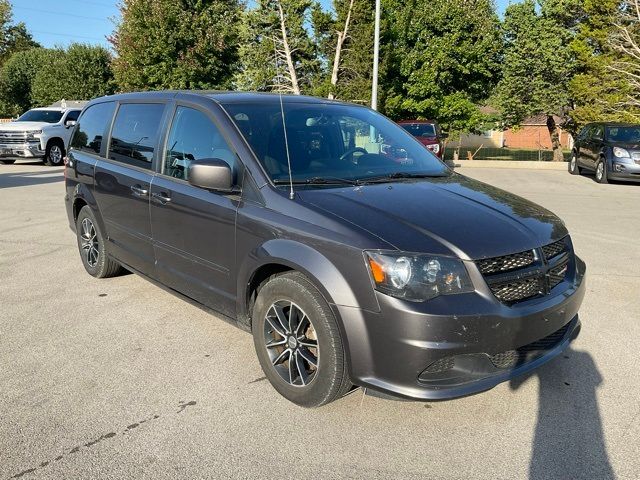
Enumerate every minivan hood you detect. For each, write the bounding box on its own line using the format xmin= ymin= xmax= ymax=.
xmin=608 ymin=142 xmax=640 ymax=150
xmin=297 ymin=174 xmax=567 ymax=260
xmin=0 ymin=121 xmax=50 ymax=131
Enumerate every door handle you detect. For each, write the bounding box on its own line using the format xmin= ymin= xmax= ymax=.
xmin=131 ymin=184 xmax=149 ymax=197
xmin=151 ymin=191 xmax=172 ymax=204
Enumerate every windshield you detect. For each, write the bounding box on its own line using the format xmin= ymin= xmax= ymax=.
xmin=606 ymin=126 xmax=640 ymax=143
xmin=17 ymin=110 xmax=64 ymax=123
xmin=222 ymin=101 xmax=448 ymax=184
xmin=401 ymin=123 xmax=436 ymax=138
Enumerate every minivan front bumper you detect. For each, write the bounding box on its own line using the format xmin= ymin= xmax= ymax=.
xmin=335 ymin=255 xmax=586 ymax=400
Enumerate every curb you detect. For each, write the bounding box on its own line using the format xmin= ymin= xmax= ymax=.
xmin=453 ymin=160 xmax=568 ymax=170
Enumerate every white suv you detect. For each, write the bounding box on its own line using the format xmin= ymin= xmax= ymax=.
xmin=0 ymin=106 xmax=83 ymax=166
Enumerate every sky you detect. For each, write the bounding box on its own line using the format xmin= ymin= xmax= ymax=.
xmin=10 ymin=0 xmax=512 ymax=50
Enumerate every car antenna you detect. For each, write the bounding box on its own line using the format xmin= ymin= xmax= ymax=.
xmin=279 ymin=92 xmax=295 ymax=200
xmin=275 ymin=48 xmax=295 ymax=200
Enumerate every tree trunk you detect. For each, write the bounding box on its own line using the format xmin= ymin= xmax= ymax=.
xmin=546 ymin=115 xmax=564 ymax=162
xmin=328 ymin=0 xmax=354 ymax=100
xmin=276 ymin=1 xmax=300 ymax=95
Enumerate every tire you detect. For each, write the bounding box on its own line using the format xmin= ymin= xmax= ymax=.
xmin=0 ymin=159 xmax=16 ymax=165
xmin=76 ymin=206 xmax=123 ymax=278
xmin=44 ymin=140 xmax=65 ymax=166
xmin=569 ymin=153 xmax=581 ymax=175
xmin=595 ymin=159 xmax=609 ymax=184
xmin=251 ymin=272 xmax=351 ymax=407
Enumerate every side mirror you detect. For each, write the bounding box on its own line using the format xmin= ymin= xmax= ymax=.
xmin=187 ymin=158 xmax=233 ymax=192
xmin=65 ymin=120 xmax=77 ymax=129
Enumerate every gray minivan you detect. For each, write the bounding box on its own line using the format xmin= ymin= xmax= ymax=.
xmin=65 ymin=91 xmax=586 ymax=407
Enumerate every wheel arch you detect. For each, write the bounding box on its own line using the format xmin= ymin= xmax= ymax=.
xmin=46 ymin=136 xmax=65 ymax=150
xmin=237 ymin=239 xmax=364 ymax=327
xmin=71 ymin=183 xmax=107 ymax=235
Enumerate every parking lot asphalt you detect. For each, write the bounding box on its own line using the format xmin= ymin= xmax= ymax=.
xmin=1 ymin=161 xmax=638 ymax=479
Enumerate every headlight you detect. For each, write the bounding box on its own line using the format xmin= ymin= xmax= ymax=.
xmin=365 ymin=251 xmax=474 ymax=301
xmin=426 ymin=143 xmax=440 ymax=154
xmin=26 ymin=130 xmax=42 ymax=140
xmin=613 ymin=147 xmax=630 ymax=158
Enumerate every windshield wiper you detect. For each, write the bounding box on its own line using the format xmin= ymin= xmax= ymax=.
xmin=361 ymin=172 xmax=446 ymax=183
xmin=273 ymin=176 xmax=359 ymax=186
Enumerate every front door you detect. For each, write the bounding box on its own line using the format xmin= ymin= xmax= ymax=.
xmin=583 ymin=124 xmax=603 ymax=169
xmin=94 ymin=102 xmax=167 ymax=275
xmin=149 ymin=104 xmax=240 ymax=318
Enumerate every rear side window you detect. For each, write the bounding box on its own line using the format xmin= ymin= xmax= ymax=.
xmin=70 ymin=102 xmax=115 ymax=155
xmin=108 ymin=103 xmax=165 ymax=170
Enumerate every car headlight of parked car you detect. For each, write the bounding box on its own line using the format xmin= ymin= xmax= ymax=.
xmin=613 ymin=147 xmax=630 ymax=158
xmin=26 ymin=130 xmax=42 ymax=140
xmin=426 ymin=144 xmax=440 ymax=154
xmin=365 ymin=251 xmax=474 ymax=301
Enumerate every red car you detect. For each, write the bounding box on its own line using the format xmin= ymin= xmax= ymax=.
xmin=398 ymin=120 xmax=445 ymax=159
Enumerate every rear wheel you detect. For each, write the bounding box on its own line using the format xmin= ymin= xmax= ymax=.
xmin=0 ymin=159 xmax=15 ymax=165
xmin=44 ymin=140 xmax=65 ymax=166
xmin=76 ymin=206 xmax=123 ymax=278
xmin=595 ymin=159 xmax=609 ymax=184
xmin=569 ymin=153 xmax=582 ymax=175
xmin=252 ymin=272 xmax=351 ymax=407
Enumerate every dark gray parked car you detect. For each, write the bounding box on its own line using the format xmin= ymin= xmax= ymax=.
xmin=65 ymin=91 xmax=586 ymax=407
xmin=570 ymin=122 xmax=640 ymax=183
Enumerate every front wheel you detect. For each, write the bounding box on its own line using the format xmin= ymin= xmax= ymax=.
xmin=252 ymin=272 xmax=351 ymax=407
xmin=44 ymin=141 xmax=65 ymax=166
xmin=0 ymin=159 xmax=16 ymax=165
xmin=595 ymin=159 xmax=609 ymax=184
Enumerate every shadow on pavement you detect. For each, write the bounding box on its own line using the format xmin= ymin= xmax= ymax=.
xmin=0 ymin=169 xmax=64 ymax=188
xmin=510 ymin=347 xmax=615 ymax=479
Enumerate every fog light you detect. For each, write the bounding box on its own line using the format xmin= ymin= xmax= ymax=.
xmin=614 ymin=163 xmax=625 ymax=172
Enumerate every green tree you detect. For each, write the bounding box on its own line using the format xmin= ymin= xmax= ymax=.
xmin=311 ymin=0 xmax=374 ymax=102
xmin=609 ymin=0 xmax=640 ymax=119
xmin=379 ymin=0 xmax=502 ymax=133
xmin=0 ymin=48 xmax=57 ymax=116
xmin=110 ymin=0 xmax=241 ymax=91
xmin=31 ymin=44 xmax=114 ymax=105
xmin=0 ymin=0 xmax=39 ymax=66
xmin=235 ymin=0 xmax=319 ymax=94
xmin=495 ymin=0 xmax=573 ymax=161
xmin=542 ymin=0 xmax=631 ymax=127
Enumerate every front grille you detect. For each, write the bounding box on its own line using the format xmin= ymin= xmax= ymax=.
xmin=0 ymin=132 xmax=29 ymax=144
xmin=548 ymin=256 xmax=569 ymax=289
xmin=477 ymin=237 xmax=572 ymax=305
xmin=477 ymin=250 xmax=535 ymax=275
xmin=542 ymin=239 xmax=566 ymax=260
xmin=489 ymin=321 xmax=572 ymax=369
xmin=490 ymin=277 xmax=541 ymax=303
xmin=422 ymin=356 xmax=455 ymax=374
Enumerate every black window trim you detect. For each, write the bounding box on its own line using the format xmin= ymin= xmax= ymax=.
xmin=158 ymin=99 xmax=244 ymax=190
xmin=69 ymin=101 xmax=117 ymax=160
xmin=103 ymin=99 xmax=171 ymax=174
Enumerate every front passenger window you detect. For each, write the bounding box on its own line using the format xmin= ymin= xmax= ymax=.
xmin=165 ymin=106 xmax=235 ymax=181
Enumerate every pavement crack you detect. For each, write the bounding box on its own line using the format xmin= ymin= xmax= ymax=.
xmin=8 ymin=402 xmax=196 ymax=479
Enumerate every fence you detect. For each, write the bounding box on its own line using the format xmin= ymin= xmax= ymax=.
xmin=443 ymin=146 xmax=571 ymax=162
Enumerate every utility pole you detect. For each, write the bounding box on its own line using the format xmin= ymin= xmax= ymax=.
xmin=371 ymin=0 xmax=381 ymax=111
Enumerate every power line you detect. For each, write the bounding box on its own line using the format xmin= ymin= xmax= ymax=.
xmin=29 ymin=29 xmax=107 ymax=43
xmin=12 ymin=5 xmax=112 ymax=22
xmin=12 ymin=0 xmax=117 ymax=9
